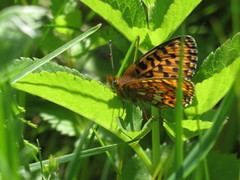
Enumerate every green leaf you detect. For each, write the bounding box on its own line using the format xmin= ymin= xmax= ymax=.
xmin=13 ymin=70 xmax=146 ymax=142
xmin=81 ymin=0 xmax=148 ymax=44
xmin=11 ymin=58 xmax=144 ymax=141
xmin=37 ymin=102 xmax=84 ymax=137
xmin=116 ymin=104 xmax=143 ymax=132
xmin=13 ymin=63 xmax=151 ymax=172
xmin=185 ymin=34 xmax=240 ymax=116
xmin=13 ymin=58 xmax=89 ymax=79
xmin=13 ymin=71 xmax=122 ymax=133
xmin=164 ymin=120 xmax=213 ymax=140
xmin=81 ymin=0 xmax=202 ymax=50
xmin=13 ymin=69 xmax=153 ymax=172
xmin=141 ymin=0 xmax=173 ymax=30
xmin=186 ymin=57 xmax=240 ymax=116
xmin=194 ymin=33 xmax=240 ymax=83
xmin=148 ymin=0 xmax=202 ymax=46
xmin=102 ymin=0 xmax=147 ymax=28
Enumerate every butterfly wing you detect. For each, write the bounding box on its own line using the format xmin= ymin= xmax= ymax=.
xmin=121 ymin=78 xmax=194 ymax=108
xmin=121 ymin=36 xmax=197 ymax=81
xmin=109 ymin=36 xmax=197 ymax=109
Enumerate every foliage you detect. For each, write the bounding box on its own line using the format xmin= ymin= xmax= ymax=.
xmin=0 ymin=0 xmax=239 ymax=179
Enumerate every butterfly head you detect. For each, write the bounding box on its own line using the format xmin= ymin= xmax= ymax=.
xmin=107 ymin=75 xmax=118 ymax=90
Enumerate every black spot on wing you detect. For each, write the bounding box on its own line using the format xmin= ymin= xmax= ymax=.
xmin=135 ymin=69 xmax=140 ymax=75
xmin=158 ymin=46 xmax=168 ymax=54
xmin=165 ymin=59 xmax=171 ymax=65
xmin=146 ymin=56 xmax=154 ymax=61
xmin=158 ymin=65 xmax=163 ymax=72
xmin=172 ymin=68 xmax=178 ymax=72
xmin=188 ymin=50 xmax=197 ymax=56
xmin=138 ymin=62 xmax=147 ymax=70
xmin=163 ymin=72 xmax=169 ymax=77
xmin=169 ymin=53 xmax=177 ymax=58
xmin=153 ymin=52 xmax=162 ymax=61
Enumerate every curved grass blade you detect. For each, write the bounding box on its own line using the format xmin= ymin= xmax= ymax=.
xmin=11 ymin=24 xmax=101 ymax=84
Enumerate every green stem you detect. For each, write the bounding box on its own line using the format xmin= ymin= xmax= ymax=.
xmin=117 ymin=37 xmax=139 ymax=77
xmin=151 ymin=107 xmax=160 ymax=168
xmin=174 ymin=36 xmax=184 ymax=170
xmin=130 ymin=142 xmax=153 ymax=173
xmin=117 ymin=132 xmax=153 ymax=173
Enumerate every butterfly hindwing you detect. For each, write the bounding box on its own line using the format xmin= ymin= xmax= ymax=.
xmin=121 ymin=78 xmax=194 ymax=108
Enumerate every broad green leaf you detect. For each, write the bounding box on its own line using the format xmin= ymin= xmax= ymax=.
xmin=12 ymin=58 xmax=88 ymax=78
xmin=185 ymin=34 xmax=240 ymax=116
xmin=101 ymin=0 xmax=147 ymax=28
xmin=81 ymin=0 xmax=148 ymax=44
xmin=185 ymin=57 xmax=240 ymax=116
xmin=37 ymin=102 xmax=84 ymax=137
xmin=148 ymin=0 xmax=202 ymax=46
xmin=164 ymin=120 xmax=213 ymax=140
xmin=81 ymin=0 xmax=201 ymax=49
xmin=12 ymin=54 xmax=144 ymax=136
xmin=13 ymin=69 xmax=154 ymax=170
xmin=13 ymin=72 xmax=122 ymax=134
xmin=141 ymin=0 xmax=173 ymax=30
xmin=13 ymin=70 xmax=145 ymax=140
xmin=194 ymin=33 xmax=240 ymax=83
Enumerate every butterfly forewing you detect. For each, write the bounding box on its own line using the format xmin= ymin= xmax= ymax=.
xmin=121 ymin=36 xmax=197 ymax=81
xmin=108 ymin=36 xmax=197 ymax=109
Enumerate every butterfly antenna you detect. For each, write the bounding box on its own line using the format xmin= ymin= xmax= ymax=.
xmin=109 ymin=40 xmax=115 ymax=75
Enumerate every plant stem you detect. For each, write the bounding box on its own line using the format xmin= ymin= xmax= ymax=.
xmin=151 ymin=107 xmax=160 ymax=169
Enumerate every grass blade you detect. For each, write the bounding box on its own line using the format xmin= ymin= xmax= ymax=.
xmin=11 ymin=24 xmax=101 ymax=84
xmin=168 ymin=86 xmax=236 ymax=180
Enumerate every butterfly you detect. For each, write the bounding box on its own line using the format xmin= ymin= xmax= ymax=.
xmin=107 ymin=36 xmax=197 ymax=108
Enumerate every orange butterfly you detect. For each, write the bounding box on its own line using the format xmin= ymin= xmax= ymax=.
xmin=107 ymin=36 xmax=197 ymax=108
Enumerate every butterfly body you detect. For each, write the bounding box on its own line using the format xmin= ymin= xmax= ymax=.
xmin=108 ymin=36 xmax=197 ymax=108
